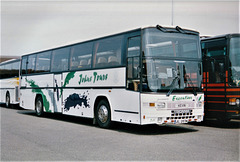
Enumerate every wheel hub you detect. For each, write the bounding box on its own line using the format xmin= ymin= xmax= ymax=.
xmin=6 ymin=96 xmax=10 ymax=107
xmin=98 ymin=105 xmax=108 ymax=123
xmin=36 ymin=100 xmax=42 ymax=114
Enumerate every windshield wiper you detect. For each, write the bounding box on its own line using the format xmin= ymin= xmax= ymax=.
xmin=183 ymin=65 xmax=197 ymax=96
xmin=156 ymin=25 xmax=177 ymax=33
xmin=156 ymin=25 xmax=168 ymax=32
xmin=176 ymin=26 xmax=198 ymax=35
xmin=185 ymin=75 xmax=197 ymax=96
xmin=156 ymin=25 xmax=198 ymax=35
xmin=176 ymin=26 xmax=185 ymax=34
xmin=166 ymin=75 xmax=180 ymax=96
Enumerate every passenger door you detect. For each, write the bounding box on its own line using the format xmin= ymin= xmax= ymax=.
xmin=126 ymin=36 xmax=141 ymax=91
xmin=202 ymin=38 xmax=227 ymax=118
xmin=51 ymin=47 xmax=70 ymax=113
xmin=53 ymin=73 xmax=63 ymax=112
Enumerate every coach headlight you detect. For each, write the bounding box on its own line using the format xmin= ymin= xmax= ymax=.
xmin=149 ymin=102 xmax=166 ymax=108
xmin=157 ymin=102 xmax=166 ymax=108
xmin=236 ymin=99 xmax=240 ymax=106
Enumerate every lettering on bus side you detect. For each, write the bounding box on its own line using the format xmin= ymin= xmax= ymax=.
xmin=172 ymin=96 xmax=193 ymax=101
xmin=78 ymin=72 xmax=108 ymax=85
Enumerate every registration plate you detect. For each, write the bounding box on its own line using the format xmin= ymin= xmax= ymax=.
xmin=174 ymin=119 xmax=188 ymax=124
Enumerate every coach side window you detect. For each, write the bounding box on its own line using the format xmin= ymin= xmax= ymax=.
xmin=93 ymin=35 xmax=123 ymax=68
xmin=0 ymin=65 xmax=5 ymax=79
xmin=12 ymin=61 xmax=20 ymax=77
xmin=36 ymin=51 xmax=51 ymax=73
xmin=0 ymin=64 xmax=11 ymax=78
xmin=6 ymin=64 xmax=11 ymax=78
xmin=0 ymin=65 xmax=4 ymax=79
xmin=70 ymin=42 xmax=93 ymax=70
xmin=203 ymin=39 xmax=226 ymax=83
xmin=51 ymin=47 xmax=70 ymax=72
xmin=21 ymin=56 xmax=28 ymax=75
xmin=27 ymin=55 xmax=36 ymax=74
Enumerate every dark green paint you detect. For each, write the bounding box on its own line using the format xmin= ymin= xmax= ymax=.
xmin=26 ymin=78 xmax=51 ymax=112
xmin=60 ymin=72 xmax=76 ymax=96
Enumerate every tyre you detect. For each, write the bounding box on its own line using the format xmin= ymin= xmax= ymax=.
xmin=6 ymin=93 xmax=10 ymax=108
xmin=95 ymin=99 xmax=112 ymax=128
xmin=35 ymin=96 xmax=44 ymax=116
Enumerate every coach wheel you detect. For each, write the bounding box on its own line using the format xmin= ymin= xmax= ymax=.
xmin=96 ymin=99 xmax=112 ymax=128
xmin=35 ymin=96 xmax=44 ymax=116
xmin=6 ymin=93 xmax=10 ymax=108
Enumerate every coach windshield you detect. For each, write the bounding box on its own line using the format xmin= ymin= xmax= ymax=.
xmin=142 ymin=27 xmax=202 ymax=94
xmin=229 ymin=37 xmax=240 ymax=87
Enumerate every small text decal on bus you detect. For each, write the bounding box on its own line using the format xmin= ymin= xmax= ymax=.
xmin=172 ymin=96 xmax=192 ymax=101
xmin=78 ymin=72 xmax=108 ymax=85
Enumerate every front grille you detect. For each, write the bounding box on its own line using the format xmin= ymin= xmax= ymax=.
xmin=171 ymin=110 xmax=193 ymax=116
xmin=166 ymin=110 xmax=195 ymax=120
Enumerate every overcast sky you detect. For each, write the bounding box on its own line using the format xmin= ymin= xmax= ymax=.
xmin=1 ymin=0 xmax=239 ymax=56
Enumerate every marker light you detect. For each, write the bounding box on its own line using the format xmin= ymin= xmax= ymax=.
xmin=149 ymin=103 xmax=155 ymax=107
xmin=229 ymin=98 xmax=237 ymax=105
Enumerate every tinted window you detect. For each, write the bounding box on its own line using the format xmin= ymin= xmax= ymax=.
xmin=5 ymin=64 xmax=11 ymax=78
xmin=143 ymin=28 xmax=201 ymax=58
xmin=0 ymin=60 xmax=20 ymax=79
xmin=12 ymin=61 xmax=20 ymax=77
xmin=202 ymin=39 xmax=227 ymax=57
xmin=229 ymin=37 xmax=240 ymax=86
xmin=0 ymin=64 xmax=10 ymax=78
xmin=205 ymin=59 xmax=225 ymax=83
xmin=128 ymin=36 xmax=141 ymax=57
xmin=27 ymin=55 xmax=36 ymax=74
xmin=202 ymin=39 xmax=227 ymax=84
xmin=21 ymin=56 xmax=28 ymax=75
xmin=127 ymin=36 xmax=141 ymax=91
xmin=36 ymin=51 xmax=51 ymax=73
xmin=0 ymin=65 xmax=3 ymax=78
xmin=0 ymin=65 xmax=4 ymax=78
xmin=127 ymin=36 xmax=141 ymax=79
xmin=70 ymin=42 xmax=93 ymax=70
xmin=93 ymin=35 xmax=123 ymax=68
xmin=51 ymin=47 xmax=70 ymax=72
